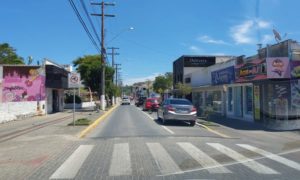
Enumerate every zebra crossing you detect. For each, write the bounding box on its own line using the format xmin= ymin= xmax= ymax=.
xmin=49 ymin=142 xmax=300 ymax=179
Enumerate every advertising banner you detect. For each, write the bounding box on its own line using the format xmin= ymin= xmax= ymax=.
xmin=290 ymin=60 xmax=300 ymax=78
xmin=2 ymin=66 xmax=46 ymax=102
xmin=211 ymin=66 xmax=235 ymax=85
xmin=267 ymin=57 xmax=290 ymax=78
xmin=235 ymin=59 xmax=267 ymax=82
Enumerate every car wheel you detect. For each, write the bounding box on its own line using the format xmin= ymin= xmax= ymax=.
xmin=190 ymin=121 xmax=195 ymax=126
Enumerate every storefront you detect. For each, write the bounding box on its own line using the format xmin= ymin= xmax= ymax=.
xmin=231 ymin=58 xmax=267 ymax=122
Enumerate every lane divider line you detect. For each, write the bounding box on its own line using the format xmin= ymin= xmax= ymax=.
xmin=77 ymin=105 xmax=119 ymax=138
xmin=137 ymin=107 xmax=175 ymax=135
xmin=161 ymin=126 xmax=175 ymax=134
xmin=196 ymin=122 xmax=230 ymax=138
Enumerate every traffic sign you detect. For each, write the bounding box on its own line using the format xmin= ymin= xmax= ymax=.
xmin=68 ymin=72 xmax=81 ymax=88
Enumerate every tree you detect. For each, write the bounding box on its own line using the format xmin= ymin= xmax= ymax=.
xmin=175 ymin=82 xmax=192 ymax=97
xmin=73 ymin=55 xmax=115 ymax=99
xmin=153 ymin=72 xmax=173 ymax=95
xmin=0 ymin=43 xmax=24 ymax=64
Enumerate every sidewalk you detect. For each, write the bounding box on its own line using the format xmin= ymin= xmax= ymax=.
xmin=0 ymin=106 xmax=112 ymax=180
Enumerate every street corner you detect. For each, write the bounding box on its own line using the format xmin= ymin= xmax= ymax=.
xmin=77 ymin=104 xmax=119 ymax=138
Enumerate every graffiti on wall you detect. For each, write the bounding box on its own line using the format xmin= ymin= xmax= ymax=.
xmin=2 ymin=66 xmax=46 ymax=102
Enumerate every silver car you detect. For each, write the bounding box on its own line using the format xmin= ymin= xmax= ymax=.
xmin=121 ymin=97 xmax=131 ymax=105
xmin=157 ymin=98 xmax=197 ymax=126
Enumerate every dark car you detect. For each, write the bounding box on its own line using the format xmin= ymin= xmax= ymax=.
xmin=135 ymin=96 xmax=147 ymax=107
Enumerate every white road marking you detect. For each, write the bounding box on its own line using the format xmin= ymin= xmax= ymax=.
xmin=161 ymin=125 xmax=175 ymax=134
xmin=109 ymin=143 xmax=132 ymax=176
xmin=237 ymin=144 xmax=300 ymax=171
xmin=147 ymin=142 xmax=182 ymax=175
xmin=207 ymin=143 xmax=279 ymax=174
xmin=138 ymin=107 xmax=175 ymax=135
xmin=177 ymin=142 xmax=231 ymax=173
xmin=50 ymin=145 xmax=93 ymax=179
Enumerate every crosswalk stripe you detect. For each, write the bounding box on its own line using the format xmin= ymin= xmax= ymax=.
xmin=49 ymin=145 xmax=94 ymax=179
xmin=207 ymin=143 xmax=279 ymax=174
xmin=109 ymin=143 xmax=132 ymax=176
xmin=237 ymin=144 xmax=300 ymax=171
xmin=147 ymin=142 xmax=182 ymax=175
xmin=177 ymin=142 xmax=231 ymax=173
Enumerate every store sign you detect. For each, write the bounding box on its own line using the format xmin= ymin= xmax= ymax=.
xmin=290 ymin=60 xmax=300 ymax=78
xmin=235 ymin=59 xmax=267 ymax=82
xmin=68 ymin=72 xmax=81 ymax=88
xmin=211 ymin=66 xmax=235 ymax=85
xmin=184 ymin=56 xmax=216 ymax=67
xmin=267 ymin=57 xmax=290 ymax=78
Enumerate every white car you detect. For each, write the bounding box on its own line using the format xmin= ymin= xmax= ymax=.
xmin=121 ymin=97 xmax=131 ymax=105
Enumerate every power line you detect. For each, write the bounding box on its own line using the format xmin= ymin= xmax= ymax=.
xmin=79 ymin=0 xmax=101 ymax=45
xmin=68 ymin=0 xmax=100 ymax=53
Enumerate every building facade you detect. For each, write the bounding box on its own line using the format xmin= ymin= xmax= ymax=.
xmin=184 ymin=39 xmax=300 ymax=130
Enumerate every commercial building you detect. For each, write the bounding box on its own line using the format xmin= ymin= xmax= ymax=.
xmin=180 ymin=39 xmax=300 ymax=130
xmin=0 ymin=60 xmax=69 ymax=123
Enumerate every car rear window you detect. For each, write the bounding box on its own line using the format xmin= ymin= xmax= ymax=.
xmin=170 ymin=99 xmax=192 ymax=105
xmin=149 ymin=99 xmax=158 ymax=103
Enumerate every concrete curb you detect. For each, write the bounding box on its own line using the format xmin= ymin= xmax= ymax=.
xmin=77 ymin=105 xmax=119 ymax=138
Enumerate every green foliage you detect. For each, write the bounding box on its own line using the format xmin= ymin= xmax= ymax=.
xmin=175 ymin=82 xmax=192 ymax=97
xmin=68 ymin=118 xmax=91 ymax=126
xmin=0 ymin=43 xmax=24 ymax=64
xmin=65 ymin=93 xmax=82 ymax=104
xmin=153 ymin=72 xmax=173 ymax=94
xmin=73 ymin=55 xmax=115 ymax=97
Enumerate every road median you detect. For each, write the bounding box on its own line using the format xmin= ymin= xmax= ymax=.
xmin=77 ymin=105 xmax=119 ymax=138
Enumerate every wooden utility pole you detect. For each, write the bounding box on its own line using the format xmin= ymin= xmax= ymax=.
xmin=91 ymin=1 xmax=115 ymax=110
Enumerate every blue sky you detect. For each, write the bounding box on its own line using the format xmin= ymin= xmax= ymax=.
xmin=1 ymin=0 xmax=300 ymax=85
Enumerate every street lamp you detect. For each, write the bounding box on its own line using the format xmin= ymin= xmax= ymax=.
xmin=106 ymin=27 xmax=134 ymax=45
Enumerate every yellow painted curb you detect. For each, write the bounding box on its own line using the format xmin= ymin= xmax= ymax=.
xmin=77 ymin=105 xmax=119 ymax=138
xmin=196 ymin=122 xmax=230 ymax=138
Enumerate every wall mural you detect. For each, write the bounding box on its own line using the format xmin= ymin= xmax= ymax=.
xmin=2 ymin=66 xmax=46 ymax=102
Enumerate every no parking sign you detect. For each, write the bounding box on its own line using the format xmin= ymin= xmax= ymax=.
xmin=68 ymin=72 xmax=81 ymax=88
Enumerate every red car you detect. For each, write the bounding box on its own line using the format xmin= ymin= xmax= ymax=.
xmin=143 ymin=98 xmax=159 ymax=111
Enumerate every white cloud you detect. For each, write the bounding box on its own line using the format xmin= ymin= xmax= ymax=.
xmin=123 ymin=73 xmax=161 ymax=86
xmin=189 ymin=45 xmax=203 ymax=53
xmin=197 ymin=35 xmax=228 ymax=45
xmin=230 ymin=20 xmax=254 ymax=44
xmin=257 ymin=20 xmax=271 ymax=29
xmin=230 ymin=19 xmax=272 ymax=44
xmin=261 ymin=34 xmax=273 ymax=44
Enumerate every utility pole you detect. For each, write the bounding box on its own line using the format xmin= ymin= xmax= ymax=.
xmin=107 ymin=47 xmax=119 ymax=105
xmin=91 ymin=1 xmax=115 ymax=110
xmin=107 ymin=47 xmax=120 ymax=68
xmin=114 ymin=63 xmax=121 ymax=86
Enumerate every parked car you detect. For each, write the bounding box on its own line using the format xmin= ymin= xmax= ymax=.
xmin=143 ymin=98 xmax=159 ymax=111
xmin=157 ymin=98 xmax=197 ymax=126
xmin=135 ymin=96 xmax=147 ymax=107
xmin=121 ymin=97 xmax=130 ymax=105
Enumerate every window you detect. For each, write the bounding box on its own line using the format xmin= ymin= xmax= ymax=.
xmin=245 ymin=86 xmax=253 ymax=115
xmin=185 ymin=77 xmax=191 ymax=83
xmin=205 ymin=91 xmax=222 ymax=112
xmin=170 ymin=99 xmax=192 ymax=105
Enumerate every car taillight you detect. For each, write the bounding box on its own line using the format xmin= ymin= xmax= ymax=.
xmin=191 ymin=107 xmax=197 ymax=112
xmin=167 ymin=105 xmax=175 ymax=112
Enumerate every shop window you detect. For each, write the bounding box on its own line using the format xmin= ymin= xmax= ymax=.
xmin=185 ymin=77 xmax=191 ymax=83
xmin=192 ymin=92 xmax=203 ymax=116
xmin=228 ymin=87 xmax=233 ymax=112
xmin=245 ymin=86 xmax=253 ymax=115
xmin=205 ymin=91 xmax=222 ymax=113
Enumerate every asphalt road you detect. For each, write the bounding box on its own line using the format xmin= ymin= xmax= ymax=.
xmin=29 ymin=104 xmax=300 ymax=180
